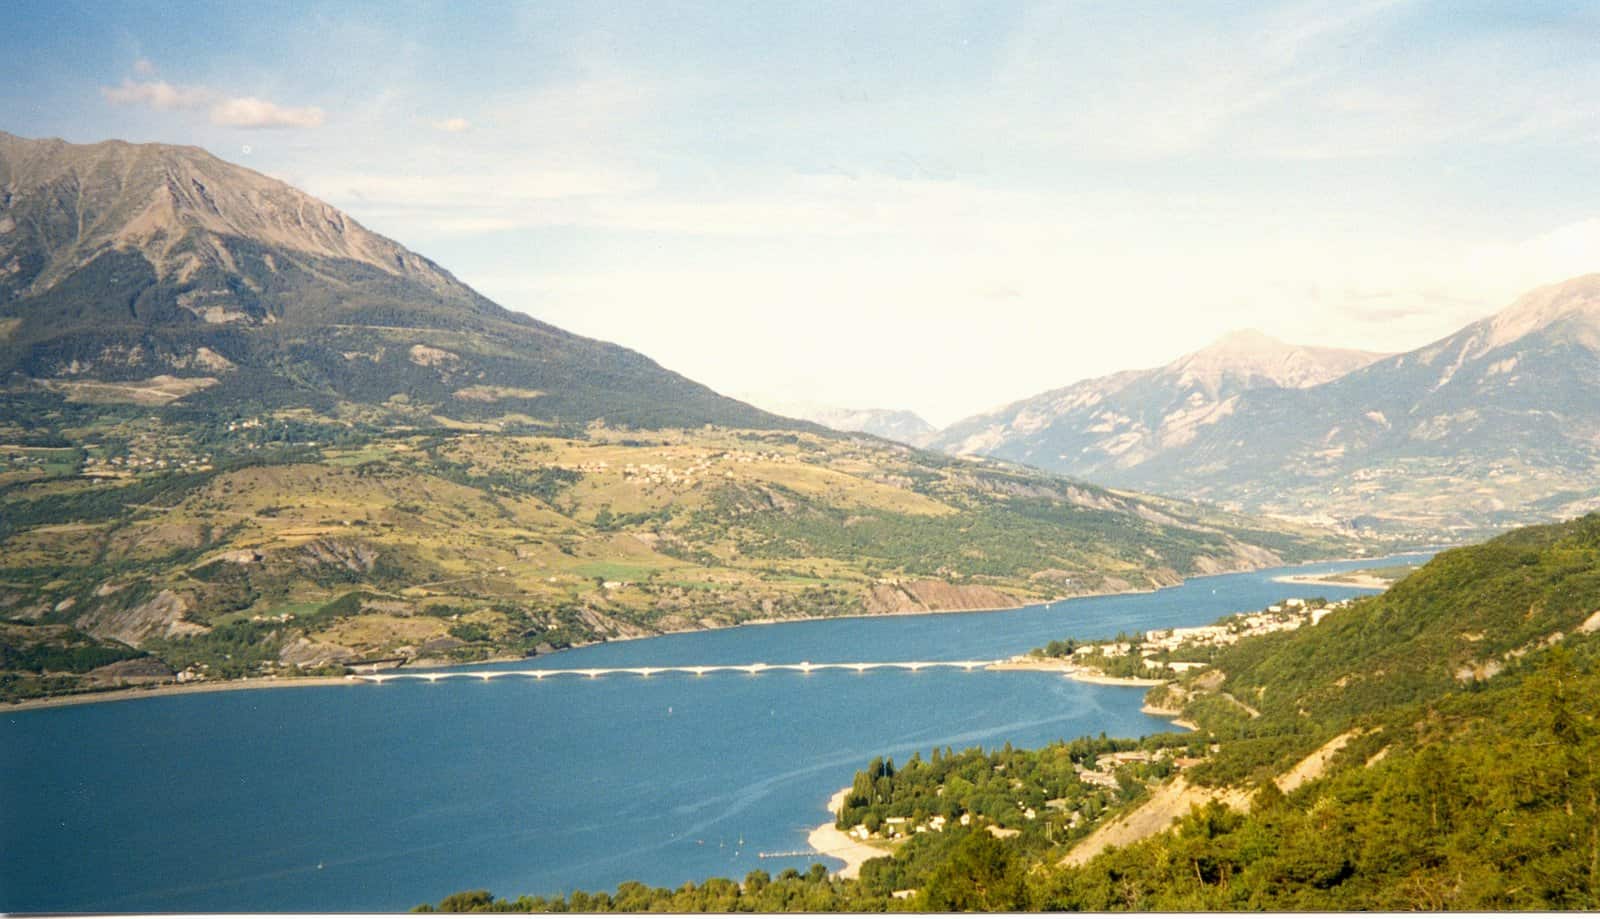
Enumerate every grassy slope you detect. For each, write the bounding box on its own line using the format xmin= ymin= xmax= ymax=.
xmin=0 ymin=401 xmax=1354 ymax=700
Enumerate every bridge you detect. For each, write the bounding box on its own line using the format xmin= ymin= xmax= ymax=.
xmin=346 ymin=659 xmax=1002 ymax=684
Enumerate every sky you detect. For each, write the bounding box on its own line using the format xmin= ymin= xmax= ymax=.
xmin=5 ymin=1 xmax=1600 ymax=426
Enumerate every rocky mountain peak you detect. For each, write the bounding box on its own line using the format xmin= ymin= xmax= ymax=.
xmin=0 ymin=131 xmax=453 ymax=302
xmin=1165 ymin=328 xmax=1387 ymax=396
xmin=1474 ymin=272 xmax=1600 ymax=357
xmin=0 ymin=132 xmax=792 ymax=432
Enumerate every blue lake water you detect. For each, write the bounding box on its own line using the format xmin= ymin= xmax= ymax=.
xmin=0 ymin=554 xmax=1428 ymax=912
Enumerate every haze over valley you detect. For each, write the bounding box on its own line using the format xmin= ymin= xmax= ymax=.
xmin=4 ymin=1 xmax=1600 ymax=913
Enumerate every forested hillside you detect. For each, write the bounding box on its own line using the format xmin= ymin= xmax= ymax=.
xmin=423 ymin=514 xmax=1600 ymax=911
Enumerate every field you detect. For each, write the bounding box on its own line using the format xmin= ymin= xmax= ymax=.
xmin=0 ymin=404 xmax=1358 ymax=700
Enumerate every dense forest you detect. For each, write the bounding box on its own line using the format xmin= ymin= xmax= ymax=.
xmin=421 ymin=513 xmax=1600 ymax=911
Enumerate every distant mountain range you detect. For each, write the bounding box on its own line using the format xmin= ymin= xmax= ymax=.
xmin=932 ymin=329 xmax=1387 ymax=471
xmin=745 ymin=399 xmax=938 ymax=445
xmin=0 ymin=133 xmax=1359 ymax=699
xmin=0 ymin=130 xmax=789 ymax=430
xmin=931 ymin=278 xmax=1600 ymax=537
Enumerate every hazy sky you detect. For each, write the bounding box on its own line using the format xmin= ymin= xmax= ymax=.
xmin=6 ymin=1 xmax=1600 ymax=425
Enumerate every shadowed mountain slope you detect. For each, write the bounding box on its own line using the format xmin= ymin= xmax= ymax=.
xmin=0 ymin=131 xmax=791 ymax=430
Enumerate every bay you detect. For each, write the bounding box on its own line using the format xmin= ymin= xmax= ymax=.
xmin=0 ymin=554 xmax=1426 ymax=912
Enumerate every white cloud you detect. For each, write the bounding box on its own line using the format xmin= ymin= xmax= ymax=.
xmin=431 ymin=117 xmax=471 ymax=133
xmin=132 ymin=58 xmax=157 ymax=76
xmin=209 ymin=96 xmax=326 ymax=129
xmin=101 ymin=73 xmax=324 ymax=129
xmin=101 ymin=78 xmax=212 ymax=111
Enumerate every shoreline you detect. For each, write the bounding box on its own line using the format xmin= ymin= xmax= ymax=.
xmin=5 ymin=553 xmax=1408 ymax=713
xmin=3 ymin=675 xmax=356 ymax=713
xmin=1140 ymin=704 xmax=1198 ymax=731
xmin=805 ymin=787 xmax=886 ymax=879
xmin=1272 ymin=572 xmax=1394 ymax=590
xmin=988 ymin=656 xmax=1169 ymax=686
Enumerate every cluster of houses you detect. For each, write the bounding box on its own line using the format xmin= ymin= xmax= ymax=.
xmin=605 ymin=449 xmax=801 ymax=488
xmin=848 ymin=810 xmax=976 ymax=842
xmin=1073 ymin=747 xmax=1207 ymax=790
xmin=1141 ymin=597 xmax=1350 ymax=651
xmin=81 ymin=452 xmax=214 ymax=476
xmin=843 ymin=746 xmax=1210 ymax=842
xmin=622 ymin=461 xmax=711 ymax=487
xmin=1060 ymin=597 xmax=1356 ymax=675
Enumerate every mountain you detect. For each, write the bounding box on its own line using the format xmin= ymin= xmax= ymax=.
xmin=931 ymin=330 xmax=1386 ymax=481
xmin=0 ymin=131 xmax=787 ymax=430
xmin=749 ymin=399 xmax=938 ymax=445
xmin=0 ymin=133 xmax=1363 ymax=702
xmin=933 ymin=277 xmax=1600 ymax=538
xmin=800 ymin=407 xmax=936 ymax=445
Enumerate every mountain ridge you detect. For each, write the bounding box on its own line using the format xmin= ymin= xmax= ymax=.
xmin=745 ymin=398 xmax=938 ymax=446
xmin=0 ymin=130 xmax=794 ymax=431
xmin=932 ymin=329 xmax=1387 ymax=474
xmin=931 ymin=275 xmax=1600 ymax=537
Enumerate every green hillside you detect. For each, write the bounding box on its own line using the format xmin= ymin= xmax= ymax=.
xmin=0 ymin=414 xmax=1351 ymax=702
xmin=426 ymin=514 xmax=1600 ymax=911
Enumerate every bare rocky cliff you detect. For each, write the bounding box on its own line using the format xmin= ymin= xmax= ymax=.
xmin=864 ymin=579 xmax=1019 ymax=615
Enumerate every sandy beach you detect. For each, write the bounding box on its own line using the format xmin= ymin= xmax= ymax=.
xmin=1273 ymin=572 xmax=1393 ymax=590
xmin=805 ymin=787 xmax=887 ymax=879
xmin=989 ymin=657 xmax=1169 ymax=686
xmin=2 ymin=675 xmax=358 ymax=712
xmin=1063 ymin=671 xmax=1168 ymax=687
xmin=1140 ymin=704 xmax=1198 ymax=731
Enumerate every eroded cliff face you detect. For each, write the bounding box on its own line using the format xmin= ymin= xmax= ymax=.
xmin=864 ymin=579 xmax=1019 ymax=615
xmin=73 ymin=588 xmax=207 ymax=646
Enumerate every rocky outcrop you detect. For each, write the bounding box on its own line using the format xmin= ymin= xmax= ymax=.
xmin=85 ymin=656 xmax=174 ymax=687
xmin=277 ymin=635 xmax=356 ymax=669
xmin=74 ymin=589 xmax=207 ymax=646
xmin=296 ymin=538 xmax=380 ymax=574
xmin=1188 ymin=542 xmax=1284 ymax=575
xmin=863 ymin=579 xmax=1018 ymax=615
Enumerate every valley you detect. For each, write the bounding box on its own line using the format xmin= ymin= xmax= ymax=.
xmin=0 ymin=132 xmax=1358 ymax=704
xmin=0 ymin=411 xmax=1353 ymax=702
xmin=5 ymin=18 xmax=1599 ymax=907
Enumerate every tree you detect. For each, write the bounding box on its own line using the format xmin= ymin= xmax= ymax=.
xmin=919 ymin=830 xmax=1025 ymax=911
xmin=434 ymin=889 xmax=493 ymax=912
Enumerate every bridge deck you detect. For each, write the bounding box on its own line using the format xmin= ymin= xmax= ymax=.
xmin=347 ymin=660 xmax=1002 ymax=683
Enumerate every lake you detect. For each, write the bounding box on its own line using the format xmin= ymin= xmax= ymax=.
xmin=0 ymin=554 xmax=1426 ymax=912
